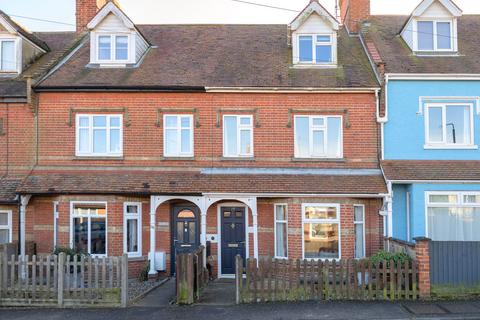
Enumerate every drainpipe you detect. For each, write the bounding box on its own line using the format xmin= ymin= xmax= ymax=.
xmin=19 ymin=195 xmax=31 ymax=258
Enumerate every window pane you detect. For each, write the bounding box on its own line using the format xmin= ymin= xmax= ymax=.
xmin=275 ymin=205 xmax=286 ymax=221
xmin=354 ymin=206 xmax=364 ymax=222
xmin=110 ymin=117 xmax=120 ymax=127
xmin=181 ymin=117 xmax=191 ymax=128
xmin=304 ymin=223 xmax=339 ymax=259
xmin=79 ymin=128 xmax=89 ymax=153
xmin=110 ymin=128 xmax=120 ymax=153
xmin=446 ymin=105 xmax=471 ymax=144
xmin=176 ymin=222 xmax=184 ymax=243
xmin=93 ymin=116 xmax=106 ymax=127
xmin=90 ymin=218 xmax=106 ymax=255
xmin=295 ymin=117 xmax=309 ymax=157
xmin=115 ymin=36 xmax=128 ymax=60
xmin=0 ymin=212 xmax=8 ymax=225
xmin=312 ymin=130 xmax=325 ymax=155
xmin=355 ymin=224 xmax=364 ymax=259
xmin=224 ymin=116 xmax=237 ymax=156
xmin=98 ymin=36 xmax=111 ymax=60
xmin=305 ymin=206 xmax=337 ymax=220
xmin=240 ymin=129 xmax=251 ymax=155
xmin=429 ymin=194 xmax=458 ymax=203
xmin=465 ymin=195 xmax=480 ymax=204
xmin=316 ymin=45 xmax=332 ymax=63
xmin=79 ymin=117 xmax=89 ymax=127
xmin=165 ymin=116 xmax=178 ymax=127
xmin=1 ymin=40 xmax=15 ymax=71
xmin=93 ymin=129 xmax=107 ymax=153
xmin=317 ymin=35 xmax=331 ymax=42
xmin=165 ymin=128 xmax=178 ymax=155
xmin=127 ymin=219 xmax=138 ymax=252
xmin=188 ymin=221 xmax=196 ymax=244
xmin=181 ymin=128 xmax=191 ymax=153
xmin=327 ymin=117 xmax=341 ymax=157
xmin=428 ymin=107 xmax=443 ymax=143
xmin=275 ymin=222 xmax=287 ymax=258
xmin=418 ymin=21 xmax=434 ymax=50
xmin=0 ymin=230 xmax=8 ymax=244
xmin=299 ymin=36 xmax=313 ymax=62
xmin=240 ymin=117 xmax=251 ymax=126
xmin=126 ymin=205 xmax=138 ymax=214
xmin=73 ymin=217 xmax=89 ymax=253
xmin=437 ymin=22 xmax=451 ymax=49
xmin=428 ymin=207 xmax=480 ymax=241
xmin=312 ymin=118 xmax=324 ymax=126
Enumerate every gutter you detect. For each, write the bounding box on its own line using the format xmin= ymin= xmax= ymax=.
xmin=386 ymin=73 xmax=480 ymax=80
xmin=205 ymin=87 xmax=380 ymax=93
xmin=34 ymin=85 xmax=206 ymax=93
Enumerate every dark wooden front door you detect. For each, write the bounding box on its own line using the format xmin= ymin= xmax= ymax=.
xmin=171 ymin=205 xmax=199 ymax=274
xmin=221 ymin=206 xmax=246 ymax=275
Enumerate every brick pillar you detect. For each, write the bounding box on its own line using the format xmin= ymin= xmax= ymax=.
xmin=414 ymin=237 xmax=431 ymax=299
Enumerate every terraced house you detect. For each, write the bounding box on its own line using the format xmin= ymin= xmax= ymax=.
xmin=0 ymin=0 xmax=389 ymax=279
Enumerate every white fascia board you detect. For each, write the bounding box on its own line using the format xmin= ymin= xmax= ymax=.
xmin=412 ymin=0 xmax=462 ymax=17
xmin=87 ymin=2 xmax=135 ymax=30
xmin=0 ymin=15 xmax=47 ymax=54
xmin=202 ymin=193 xmax=386 ymax=198
xmin=386 ymin=73 xmax=480 ymax=80
xmin=289 ymin=1 xmax=339 ymax=31
xmin=205 ymin=87 xmax=380 ymax=93
xmin=388 ymin=180 xmax=480 ymax=184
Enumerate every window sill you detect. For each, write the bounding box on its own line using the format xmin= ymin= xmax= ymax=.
xmin=292 ymin=157 xmax=345 ymax=162
xmin=221 ymin=156 xmax=255 ymax=161
xmin=74 ymin=156 xmax=124 ymax=160
xmin=423 ymin=145 xmax=478 ymax=150
xmin=291 ymin=64 xmax=337 ymax=69
xmin=161 ymin=156 xmax=195 ymax=161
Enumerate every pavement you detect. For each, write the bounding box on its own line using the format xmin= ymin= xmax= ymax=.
xmin=1 ymin=279 xmax=480 ymax=320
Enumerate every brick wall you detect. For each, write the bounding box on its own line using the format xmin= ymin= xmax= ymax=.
xmin=415 ymin=237 xmax=431 ymax=299
xmin=37 ymin=92 xmax=379 ymax=169
xmin=76 ymin=0 xmax=99 ymax=32
xmin=339 ymin=0 xmax=370 ymax=33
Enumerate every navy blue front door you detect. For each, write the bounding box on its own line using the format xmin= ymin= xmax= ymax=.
xmin=221 ymin=207 xmax=246 ymax=275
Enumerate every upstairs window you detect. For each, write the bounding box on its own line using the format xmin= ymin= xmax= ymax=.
xmin=0 ymin=40 xmax=16 ymax=72
xmin=76 ymin=115 xmax=123 ymax=157
xmin=417 ymin=20 xmax=453 ymax=51
xmin=425 ymin=103 xmax=474 ymax=148
xmin=294 ymin=115 xmax=342 ymax=158
xmin=223 ymin=115 xmax=253 ymax=157
xmin=97 ymin=34 xmax=129 ymax=62
xmin=164 ymin=115 xmax=194 ymax=157
xmin=298 ymin=35 xmax=334 ymax=64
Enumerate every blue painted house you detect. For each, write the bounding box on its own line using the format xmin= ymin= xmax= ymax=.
xmin=362 ymin=0 xmax=480 ymax=243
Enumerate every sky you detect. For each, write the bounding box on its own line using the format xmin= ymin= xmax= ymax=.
xmin=0 ymin=0 xmax=478 ymax=32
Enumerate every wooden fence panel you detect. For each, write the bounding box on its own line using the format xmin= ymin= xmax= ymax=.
xmin=235 ymin=256 xmax=419 ymax=304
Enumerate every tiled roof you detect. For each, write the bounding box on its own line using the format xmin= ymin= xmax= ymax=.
xmin=0 ymin=177 xmax=23 ymax=203
xmin=381 ymin=160 xmax=480 ymax=181
xmin=364 ymin=15 xmax=480 ymax=74
xmin=37 ymin=25 xmax=379 ymax=89
xmin=16 ymin=170 xmax=387 ymax=195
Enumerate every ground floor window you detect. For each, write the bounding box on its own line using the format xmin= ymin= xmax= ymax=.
xmin=124 ymin=202 xmax=142 ymax=257
xmin=427 ymin=192 xmax=480 ymax=241
xmin=0 ymin=210 xmax=12 ymax=244
xmin=53 ymin=202 xmax=59 ymax=248
xmin=71 ymin=202 xmax=107 ymax=255
xmin=302 ymin=204 xmax=340 ymax=259
xmin=274 ymin=204 xmax=288 ymax=258
xmin=354 ymin=205 xmax=365 ymax=259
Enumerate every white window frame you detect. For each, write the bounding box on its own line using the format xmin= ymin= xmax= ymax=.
xmin=274 ymin=204 xmax=288 ymax=259
xmin=294 ymin=115 xmax=343 ymax=158
xmin=425 ymin=191 xmax=480 ymax=239
xmin=424 ymin=103 xmax=476 ymax=149
xmin=222 ymin=115 xmax=254 ymax=157
xmin=353 ymin=204 xmax=366 ymax=259
xmin=163 ymin=114 xmax=194 ymax=157
xmin=96 ymin=33 xmax=130 ymax=63
xmin=53 ymin=201 xmax=59 ymax=248
xmin=123 ymin=202 xmax=142 ymax=258
xmin=0 ymin=210 xmax=12 ymax=244
xmin=75 ymin=114 xmax=123 ymax=157
xmin=301 ymin=203 xmax=341 ymax=260
xmin=414 ymin=19 xmax=455 ymax=52
xmin=0 ymin=37 xmax=18 ymax=73
xmin=70 ymin=201 xmax=108 ymax=257
xmin=295 ymin=33 xmax=336 ymax=65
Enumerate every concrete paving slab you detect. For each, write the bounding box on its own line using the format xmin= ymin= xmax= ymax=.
xmin=133 ymin=278 xmax=175 ymax=307
xmin=438 ymin=301 xmax=480 ymax=314
xmin=402 ymin=302 xmax=447 ymax=315
xmin=197 ymin=279 xmax=236 ymax=305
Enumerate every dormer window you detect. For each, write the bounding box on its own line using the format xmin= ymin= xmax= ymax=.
xmin=417 ymin=20 xmax=453 ymax=51
xmin=97 ymin=34 xmax=129 ymax=62
xmin=298 ymin=35 xmax=334 ymax=64
xmin=0 ymin=39 xmax=16 ymax=72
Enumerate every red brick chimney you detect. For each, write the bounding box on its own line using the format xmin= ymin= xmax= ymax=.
xmin=76 ymin=0 xmax=101 ymax=32
xmin=339 ymin=0 xmax=370 ymax=33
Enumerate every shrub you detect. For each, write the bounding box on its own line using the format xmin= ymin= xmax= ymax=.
xmin=138 ymin=261 xmax=150 ymax=282
xmin=53 ymin=246 xmax=89 ymax=258
xmin=369 ymin=250 xmax=412 ymax=267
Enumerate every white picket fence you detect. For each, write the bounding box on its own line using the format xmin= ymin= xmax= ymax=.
xmin=0 ymin=253 xmax=128 ymax=307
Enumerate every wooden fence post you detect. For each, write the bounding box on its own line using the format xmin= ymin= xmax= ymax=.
xmin=57 ymin=253 xmax=65 ymax=307
xmin=121 ymin=254 xmax=128 ymax=307
xmin=235 ymin=255 xmax=243 ymax=304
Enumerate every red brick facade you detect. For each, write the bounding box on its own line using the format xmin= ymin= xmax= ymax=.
xmin=340 ymin=0 xmax=370 ymax=33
